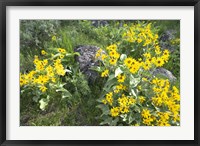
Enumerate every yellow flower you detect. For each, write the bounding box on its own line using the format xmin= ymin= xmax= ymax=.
xmin=129 ymin=64 xmax=140 ymax=74
xmin=155 ymin=57 xmax=164 ymax=67
xmin=41 ymin=50 xmax=47 ymax=55
xmin=155 ymin=45 xmax=161 ymax=55
xmin=143 ymin=39 xmax=152 ymax=46
xmin=51 ymin=77 xmax=56 ymax=83
xmin=141 ymin=109 xmax=151 ymax=119
xmin=57 ymin=48 xmax=66 ymax=54
xmin=128 ymin=97 xmax=136 ymax=105
xmin=142 ymin=78 xmax=148 ymax=82
xmin=102 ymin=99 xmax=107 ymax=104
xmin=143 ymin=117 xmax=154 ymax=125
xmin=54 ymin=59 xmax=65 ymax=76
xmin=36 ymin=63 xmax=44 ymax=71
xmin=162 ymin=50 xmax=170 ymax=62
xmin=110 ymin=107 xmax=120 ymax=117
xmin=163 ymin=49 xmax=170 ymax=57
xmin=117 ymin=74 xmax=126 ymax=83
xmin=118 ymin=94 xmax=128 ymax=107
xmin=143 ymin=52 xmax=151 ymax=58
xmin=60 ymin=54 xmax=64 ymax=59
xmin=20 ymin=78 xmax=26 ymax=86
xmin=43 ymin=59 xmax=48 ymax=66
xmin=46 ymin=65 xmax=53 ymax=73
xmin=105 ymin=92 xmax=113 ymax=105
xmin=95 ymin=49 xmax=103 ymax=58
xmin=101 ymin=54 xmax=107 ymax=61
xmin=37 ymin=75 xmax=48 ymax=85
xmin=33 ymin=55 xmax=39 ymax=65
xmin=137 ymin=38 xmax=142 ymax=43
xmin=142 ymin=61 xmax=151 ymax=70
xmin=109 ymin=58 xmax=117 ymax=65
xmin=61 ymin=49 xmax=66 ymax=54
xmin=40 ymin=86 xmax=47 ymax=92
xmin=101 ymin=69 xmax=109 ymax=77
xmin=152 ymin=96 xmax=163 ymax=106
xmin=109 ymin=50 xmax=120 ymax=59
xmin=114 ymin=84 xmax=126 ymax=93
xmin=139 ymin=96 xmax=146 ymax=103
xmin=120 ymin=107 xmax=129 ymax=114
xmin=56 ymin=67 xmax=65 ymax=76
xmin=157 ymin=112 xmax=171 ymax=126
xmin=124 ymin=57 xmax=133 ymax=68
xmin=106 ymin=44 xmax=117 ymax=51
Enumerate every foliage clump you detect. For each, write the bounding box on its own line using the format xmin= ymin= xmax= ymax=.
xmin=96 ymin=22 xmax=180 ymax=126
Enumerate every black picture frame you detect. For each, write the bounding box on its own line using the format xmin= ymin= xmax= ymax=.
xmin=0 ymin=0 xmax=199 ymax=146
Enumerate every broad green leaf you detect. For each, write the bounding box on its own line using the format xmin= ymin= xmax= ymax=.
xmin=73 ymin=52 xmax=80 ymax=56
xmin=111 ymin=117 xmax=119 ymax=126
xmin=107 ymin=74 xmax=115 ymax=82
xmin=65 ymin=69 xmax=72 ymax=73
xmin=100 ymin=117 xmax=112 ymax=125
xmin=62 ymin=92 xmax=72 ymax=99
xmin=120 ymin=114 xmax=127 ymax=122
xmin=131 ymin=89 xmax=137 ymax=97
xmin=90 ymin=66 xmax=102 ymax=72
xmin=130 ymin=74 xmax=140 ymax=87
xmin=39 ymin=98 xmax=48 ymax=111
xmin=128 ymin=114 xmax=134 ymax=124
xmin=103 ymin=74 xmax=117 ymax=93
xmin=115 ymin=67 xmax=123 ymax=77
xmin=120 ymin=54 xmax=127 ymax=61
xmin=96 ymin=104 xmax=110 ymax=116
xmin=33 ymin=96 xmax=39 ymax=102
xmin=51 ymin=53 xmax=61 ymax=59
xmin=134 ymin=105 xmax=141 ymax=113
xmin=56 ymin=88 xmax=72 ymax=98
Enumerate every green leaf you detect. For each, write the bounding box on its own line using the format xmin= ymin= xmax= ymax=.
xmin=111 ymin=117 xmax=119 ymax=126
xmin=130 ymin=74 xmax=140 ymax=87
xmin=90 ymin=66 xmax=102 ymax=72
xmin=100 ymin=117 xmax=112 ymax=125
xmin=65 ymin=69 xmax=72 ymax=73
xmin=39 ymin=98 xmax=48 ymax=111
xmin=33 ymin=96 xmax=39 ymax=102
xmin=120 ymin=114 xmax=127 ymax=122
xmin=103 ymin=74 xmax=117 ymax=93
xmin=120 ymin=54 xmax=127 ymax=61
xmin=56 ymin=88 xmax=72 ymax=98
xmin=96 ymin=104 xmax=110 ymax=116
xmin=73 ymin=52 xmax=80 ymax=56
xmin=131 ymin=89 xmax=137 ymax=97
xmin=133 ymin=105 xmax=141 ymax=113
xmin=115 ymin=67 xmax=123 ymax=77
xmin=128 ymin=114 xmax=134 ymax=124
xmin=51 ymin=53 xmax=61 ymax=59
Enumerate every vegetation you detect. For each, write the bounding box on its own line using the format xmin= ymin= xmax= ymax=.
xmin=20 ymin=20 xmax=180 ymax=126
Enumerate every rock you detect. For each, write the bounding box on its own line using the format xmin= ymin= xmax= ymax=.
xmin=91 ymin=20 xmax=108 ymax=27
xmin=74 ymin=45 xmax=102 ymax=83
xmin=159 ymin=30 xmax=177 ymax=52
xmin=153 ymin=67 xmax=176 ymax=81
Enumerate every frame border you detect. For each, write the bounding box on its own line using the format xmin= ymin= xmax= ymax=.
xmin=0 ymin=0 xmax=199 ymax=146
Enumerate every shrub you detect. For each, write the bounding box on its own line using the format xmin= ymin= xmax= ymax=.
xmin=20 ymin=46 xmax=83 ymax=111
xmin=96 ymin=21 xmax=180 ymax=126
xmin=20 ymin=20 xmax=61 ymax=52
